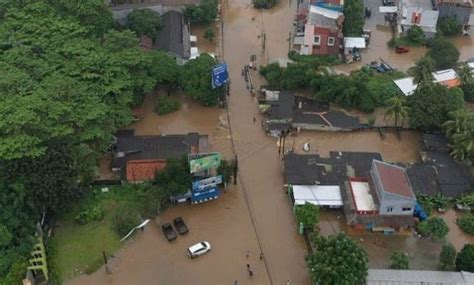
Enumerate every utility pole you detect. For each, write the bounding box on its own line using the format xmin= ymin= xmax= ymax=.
xmin=103 ymin=251 xmax=111 ymax=275
xmin=287 ymin=32 xmax=292 ymax=53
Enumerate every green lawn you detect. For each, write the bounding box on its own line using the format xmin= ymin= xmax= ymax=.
xmin=52 ymin=185 xmax=144 ymax=280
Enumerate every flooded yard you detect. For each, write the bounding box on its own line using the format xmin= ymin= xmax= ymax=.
xmin=434 ymin=209 xmax=474 ymax=252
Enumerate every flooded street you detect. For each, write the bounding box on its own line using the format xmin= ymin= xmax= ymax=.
xmin=435 ymin=209 xmax=474 ymax=252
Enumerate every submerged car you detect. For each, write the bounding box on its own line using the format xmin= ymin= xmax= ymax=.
xmin=162 ymin=223 xmax=177 ymax=241
xmin=187 ymin=241 xmax=211 ymax=258
xmin=395 ymin=46 xmax=409 ymax=53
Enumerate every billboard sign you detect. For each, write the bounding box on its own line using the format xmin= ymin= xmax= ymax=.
xmin=192 ymin=175 xmax=223 ymax=191
xmin=211 ymin=63 xmax=228 ymax=89
xmin=189 ymin=153 xmax=221 ymax=173
xmin=191 ymin=187 xmax=220 ymax=202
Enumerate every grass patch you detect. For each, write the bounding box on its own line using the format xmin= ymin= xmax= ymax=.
xmin=52 ymin=185 xmax=145 ymax=280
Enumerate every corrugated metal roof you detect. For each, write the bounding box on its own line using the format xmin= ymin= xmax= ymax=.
xmin=393 ymin=69 xmax=459 ymax=96
xmin=293 ymin=185 xmax=343 ymax=206
xmin=367 ymin=269 xmax=474 ymax=284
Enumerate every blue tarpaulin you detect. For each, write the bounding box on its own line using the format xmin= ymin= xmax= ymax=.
xmin=414 ymin=202 xmax=428 ymax=221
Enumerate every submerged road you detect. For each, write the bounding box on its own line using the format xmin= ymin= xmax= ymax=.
xmin=223 ymin=0 xmax=311 ymax=283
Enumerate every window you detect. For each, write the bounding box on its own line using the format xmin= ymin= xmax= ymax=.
xmin=387 ymin=207 xmax=393 ymax=212
xmin=314 ymin=35 xmax=321 ymax=45
xmin=402 ymin=207 xmax=412 ymax=212
xmin=327 ymin=37 xmax=335 ymax=46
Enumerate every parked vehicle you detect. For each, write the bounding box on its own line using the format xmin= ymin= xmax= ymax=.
xmin=162 ymin=223 xmax=177 ymax=241
xmin=187 ymin=241 xmax=211 ymax=258
xmin=173 ymin=217 xmax=189 ymax=235
xmin=365 ymin=7 xmax=371 ymax=18
xmin=395 ymin=46 xmax=409 ymax=53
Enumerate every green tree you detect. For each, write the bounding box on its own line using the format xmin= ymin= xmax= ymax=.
xmin=281 ymin=63 xmax=313 ymax=90
xmin=412 ymin=56 xmax=435 ymax=89
xmin=390 ymin=251 xmax=409 ymax=269
xmin=295 ymin=203 xmax=320 ymax=232
xmin=427 ymin=217 xmax=450 ymax=239
xmin=127 ymin=9 xmax=163 ymax=40
xmin=457 ymin=215 xmax=474 ymax=235
xmin=439 ymin=243 xmax=457 ymax=271
xmin=155 ymin=95 xmax=180 ymax=115
xmin=457 ymin=62 xmax=474 ymax=101
xmin=204 ymin=27 xmax=215 ymax=42
xmin=456 ymin=244 xmax=474 ymax=272
xmin=442 ymin=110 xmax=474 ymax=164
xmin=307 ymin=233 xmax=368 ymax=284
xmin=180 ymin=54 xmax=219 ymax=106
xmin=406 ymin=25 xmax=425 ymax=44
xmin=427 ymin=37 xmax=460 ymax=69
xmin=154 ymin=156 xmax=191 ymax=197
xmin=408 ymin=85 xmax=464 ymax=130
xmin=437 ymin=17 xmax=461 ymax=36
xmin=259 ymin=63 xmax=282 ymax=90
xmin=217 ymin=158 xmax=235 ymax=185
xmin=384 ymin=96 xmax=409 ymax=127
xmin=183 ymin=0 xmax=218 ymax=24
xmin=252 ymin=0 xmax=278 ymax=8
xmin=343 ymin=0 xmax=364 ymax=37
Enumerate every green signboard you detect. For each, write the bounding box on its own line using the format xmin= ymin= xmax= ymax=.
xmin=189 ymin=153 xmax=221 ymax=173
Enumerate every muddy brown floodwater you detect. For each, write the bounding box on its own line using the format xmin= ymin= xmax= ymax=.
xmin=434 ymin=209 xmax=474 ymax=252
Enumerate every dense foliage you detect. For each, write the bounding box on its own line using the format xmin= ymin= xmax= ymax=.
xmin=343 ymin=0 xmax=364 ymax=37
xmin=437 ymin=17 xmax=461 ymax=36
xmin=184 ymin=0 xmax=218 ymax=24
xmin=180 ymin=54 xmax=220 ymax=106
xmin=75 ymin=204 xmax=105 ymax=225
xmin=442 ymin=110 xmax=474 ymax=165
xmin=439 ymin=243 xmax=457 ymax=271
xmin=295 ymin=203 xmax=320 ymax=232
xmin=127 ymin=8 xmax=163 ymax=40
xmin=307 ymin=233 xmax=368 ymax=284
xmin=114 ymin=208 xmax=141 ymax=236
xmin=458 ymin=62 xmax=474 ymax=101
xmin=154 ymin=156 xmax=192 ymax=198
xmin=457 ymin=215 xmax=474 ymax=235
xmin=252 ymin=0 xmax=278 ymax=9
xmin=406 ymin=26 xmax=425 ymax=44
xmin=427 ymin=37 xmax=460 ymax=69
xmin=428 ymin=217 xmax=450 ymax=239
xmin=390 ymin=251 xmax=409 ymax=269
xmin=204 ymin=27 xmax=215 ymax=42
xmin=456 ymin=244 xmax=474 ymax=272
xmin=155 ymin=95 xmax=181 ymax=115
xmin=384 ymin=96 xmax=409 ymax=127
xmin=217 ymin=158 xmax=236 ymax=185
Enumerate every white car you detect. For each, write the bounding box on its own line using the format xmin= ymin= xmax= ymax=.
xmin=187 ymin=241 xmax=211 ymax=258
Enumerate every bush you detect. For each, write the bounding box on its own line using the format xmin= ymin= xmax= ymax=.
xmin=427 ymin=37 xmax=460 ymax=69
xmin=288 ymin=51 xmax=340 ymax=66
xmin=457 ymin=215 xmax=474 ymax=235
xmin=367 ymin=115 xmax=376 ymax=127
xmin=427 ymin=217 xmax=449 ymax=239
xmin=390 ymin=251 xmax=409 ymax=269
xmin=456 ymin=244 xmax=474 ymax=272
xmin=417 ymin=220 xmax=430 ymax=237
xmin=75 ymin=204 xmax=104 ymax=225
xmin=295 ymin=203 xmax=320 ymax=232
xmin=439 ymin=243 xmax=456 ymax=271
xmin=183 ymin=0 xmax=218 ymax=24
xmin=113 ymin=208 xmax=141 ymax=237
xmin=406 ymin=26 xmax=425 ymax=44
xmin=253 ymin=0 xmax=278 ymax=9
xmin=204 ymin=27 xmax=215 ymax=42
xmin=155 ymin=96 xmax=180 ymax=115
xmin=437 ymin=17 xmax=461 ymax=36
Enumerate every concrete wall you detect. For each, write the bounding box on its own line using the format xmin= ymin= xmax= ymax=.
xmin=378 ymin=192 xmax=416 ymax=216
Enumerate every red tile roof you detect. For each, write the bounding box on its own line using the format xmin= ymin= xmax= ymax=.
xmin=126 ymin=159 xmax=166 ymax=182
xmin=373 ymin=160 xmax=414 ymax=199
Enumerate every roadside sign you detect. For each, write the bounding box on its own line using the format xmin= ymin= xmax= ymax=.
xmin=211 ymin=63 xmax=228 ymax=89
xmin=189 ymin=153 xmax=221 ymax=173
xmin=192 ymin=175 xmax=223 ymax=191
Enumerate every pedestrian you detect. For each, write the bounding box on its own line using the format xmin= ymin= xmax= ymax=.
xmin=249 ymin=269 xmax=253 ymax=277
xmin=259 ymin=252 xmax=263 ymax=260
xmin=286 ymin=280 xmax=291 ymax=285
xmin=253 ymin=117 xmax=256 ymax=123
xmin=246 ymin=249 xmax=250 ymax=258
xmin=234 ymin=280 xmax=239 ymax=285
xmin=246 ymin=263 xmax=250 ymax=269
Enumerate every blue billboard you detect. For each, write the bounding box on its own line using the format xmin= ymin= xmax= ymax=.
xmin=192 ymin=175 xmax=223 ymax=191
xmin=211 ymin=63 xmax=228 ymax=89
xmin=191 ymin=187 xmax=220 ymax=203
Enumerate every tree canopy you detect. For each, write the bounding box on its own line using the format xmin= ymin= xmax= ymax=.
xmin=390 ymin=251 xmax=409 ymax=270
xmin=307 ymin=233 xmax=368 ymax=284
xmin=295 ymin=203 xmax=320 ymax=232
xmin=439 ymin=243 xmax=457 ymax=271
xmin=126 ymin=8 xmax=163 ymax=40
xmin=456 ymin=244 xmax=474 ymax=272
xmin=427 ymin=37 xmax=460 ymax=69
xmin=180 ymin=53 xmax=220 ymax=106
xmin=343 ymin=0 xmax=364 ymax=37
xmin=183 ymin=0 xmax=218 ymax=24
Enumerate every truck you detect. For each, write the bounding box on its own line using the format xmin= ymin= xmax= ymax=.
xmin=173 ymin=217 xmax=189 ymax=235
xmin=161 ymin=223 xmax=177 ymax=241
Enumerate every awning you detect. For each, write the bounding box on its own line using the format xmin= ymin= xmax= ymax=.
xmin=379 ymin=6 xmax=397 ymax=13
xmin=344 ymin=37 xmax=366 ymax=49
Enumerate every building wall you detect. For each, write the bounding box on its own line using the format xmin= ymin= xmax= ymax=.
xmin=378 ymin=192 xmax=416 ymax=216
xmin=438 ymin=5 xmax=472 ymax=25
xmin=312 ymin=27 xmax=341 ymax=55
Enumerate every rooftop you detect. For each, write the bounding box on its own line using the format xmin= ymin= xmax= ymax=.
xmin=292 ymin=185 xmax=343 ymax=207
xmin=349 ymin=177 xmax=377 ymax=212
xmin=372 ymin=160 xmax=415 ymax=199
xmin=154 ymin=10 xmax=190 ymax=58
xmin=367 ymin=269 xmax=474 ymax=285
xmin=393 ymin=69 xmax=460 ymax=96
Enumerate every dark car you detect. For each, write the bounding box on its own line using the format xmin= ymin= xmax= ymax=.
xmin=173 ymin=217 xmax=189 ymax=235
xmin=162 ymin=223 xmax=177 ymax=241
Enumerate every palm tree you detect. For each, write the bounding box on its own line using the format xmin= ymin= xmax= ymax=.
xmin=384 ymin=96 xmax=409 ymax=128
xmin=442 ymin=110 xmax=474 ymax=140
xmin=412 ymin=56 xmax=435 ymax=90
xmin=450 ymin=131 xmax=473 ymax=165
xmin=457 ymin=62 xmax=473 ymax=87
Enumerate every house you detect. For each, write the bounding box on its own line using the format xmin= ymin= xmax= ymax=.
xmin=405 ymin=134 xmax=473 ymax=198
xmin=111 ymin=130 xmax=208 ymax=182
xmin=436 ymin=0 xmax=473 ymax=26
xmin=154 ymin=10 xmax=191 ymax=62
xmin=301 ymin=5 xmax=344 ymax=55
xmin=366 ymin=269 xmax=474 ymax=285
xmin=393 ymin=69 xmax=460 ymax=96
xmin=399 ymin=0 xmax=439 ymax=38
